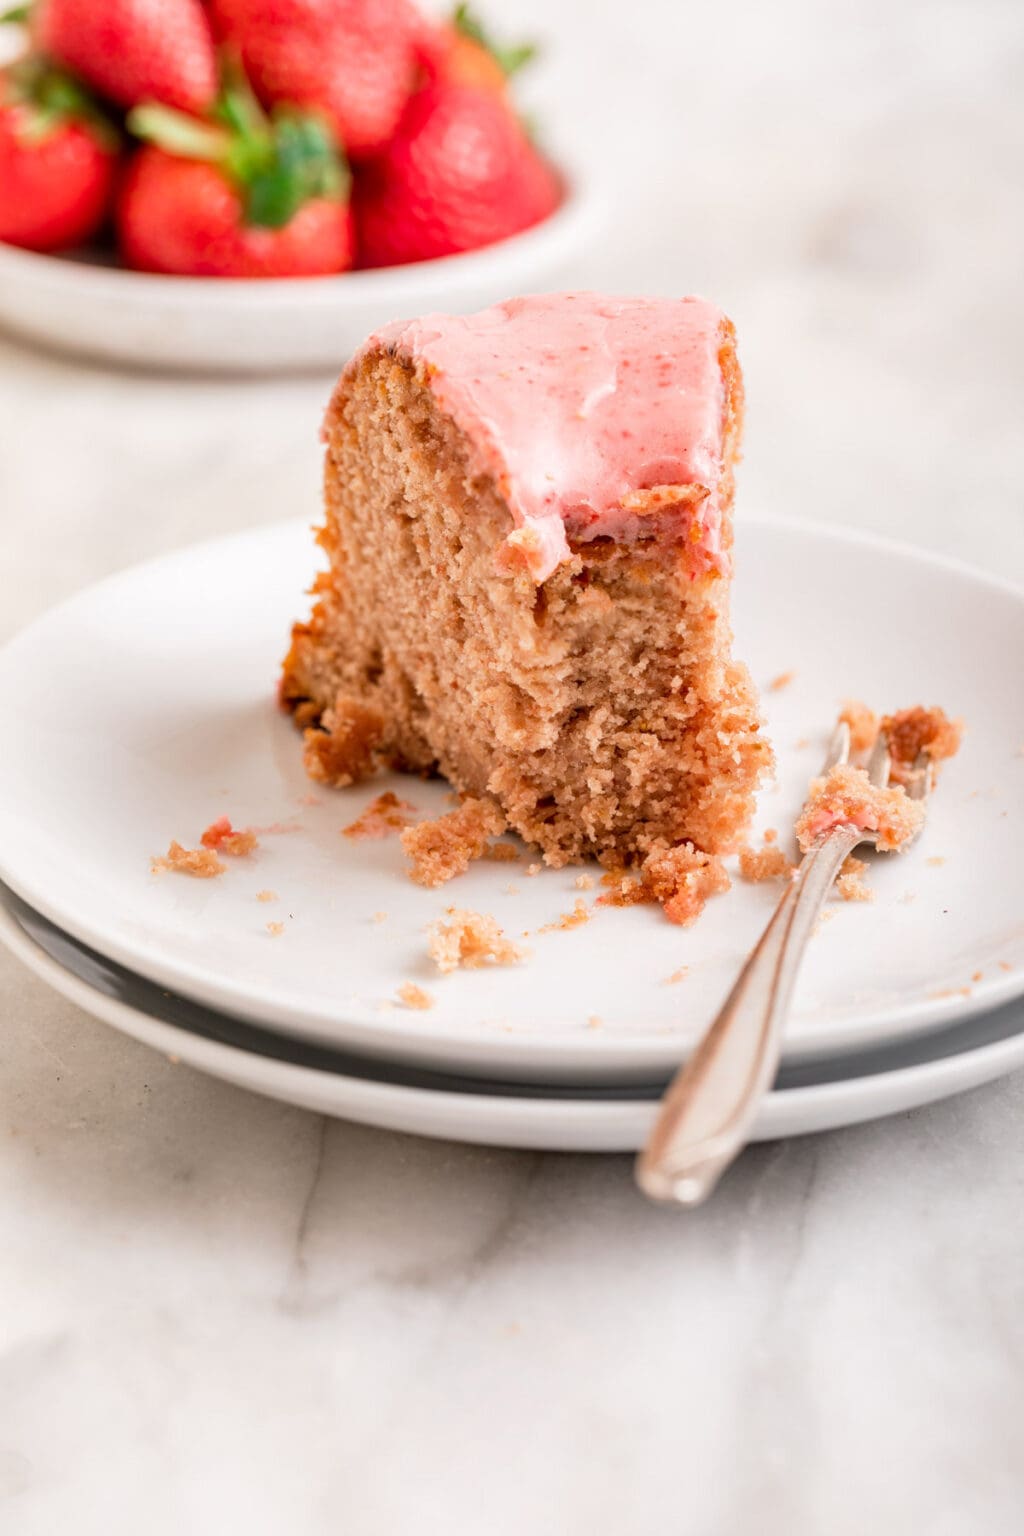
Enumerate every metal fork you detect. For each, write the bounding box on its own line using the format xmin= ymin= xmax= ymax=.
xmin=635 ymin=725 xmax=931 ymax=1207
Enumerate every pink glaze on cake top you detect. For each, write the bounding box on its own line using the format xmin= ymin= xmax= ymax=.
xmin=357 ymin=292 xmax=734 ymax=582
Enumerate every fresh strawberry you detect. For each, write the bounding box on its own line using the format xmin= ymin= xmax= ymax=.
xmin=0 ymin=60 xmax=117 ymax=252
xmin=208 ymin=0 xmax=419 ymax=159
xmin=416 ymin=4 xmax=537 ymax=98
xmin=33 ymin=0 xmax=217 ymax=114
xmin=354 ymin=83 xmax=559 ymax=268
xmin=117 ymin=87 xmax=353 ymax=275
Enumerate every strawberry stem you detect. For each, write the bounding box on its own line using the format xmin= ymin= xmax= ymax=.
xmin=453 ymin=3 xmax=537 ymax=76
xmin=127 ymin=98 xmax=349 ymax=231
xmin=4 ymin=57 xmax=119 ymax=148
xmin=128 ymin=104 xmax=230 ymax=161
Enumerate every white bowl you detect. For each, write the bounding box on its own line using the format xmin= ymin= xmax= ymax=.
xmin=0 ymin=169 xmax=602 ymax=374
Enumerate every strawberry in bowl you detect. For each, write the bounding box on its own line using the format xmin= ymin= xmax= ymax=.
xmin=354 ymin=80 xmax=560 ymax=267
xmin=0 ymin=59 xmax=117 ymax=252
xmin=0 ymin=0 xmax=593 ymax=369
xmin=31 ymin=0 xmax=218 ymax=113
xmin=118 ymin=84 xmax=353 ymax=276
xmin=208 ymin=0 xmax=421 ymax=161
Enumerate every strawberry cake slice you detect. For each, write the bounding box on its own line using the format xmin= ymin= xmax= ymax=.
xmin=281 ymin=292 xmax=772 ymax=867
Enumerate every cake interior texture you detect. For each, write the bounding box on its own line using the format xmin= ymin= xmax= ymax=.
xmin=282 ymin=296 xmax=771 ymax=867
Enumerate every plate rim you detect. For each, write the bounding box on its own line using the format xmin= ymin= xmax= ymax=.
xmin=4 ymin=891 xmax=1024 ymax=1153
xmin=0 ymin=511 xmax=1021 ymax=1077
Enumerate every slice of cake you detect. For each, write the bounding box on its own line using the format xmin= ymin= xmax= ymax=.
xmin=282 ymin=292 xmax=771 ymax=868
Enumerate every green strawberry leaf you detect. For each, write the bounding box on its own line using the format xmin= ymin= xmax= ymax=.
xmin=129 ymin=78 xmax=349 ymax=231
xmin=242 ymin=111 xmax=348 ymax=228
xmin=0 ymin=5 xmax=31 ymax=23
xmin=5 ymin=58 xmax=119 ymax=149
xmin=452 ymin=2 xmax=537 ymax=76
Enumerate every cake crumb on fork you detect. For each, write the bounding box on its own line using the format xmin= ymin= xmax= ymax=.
xmin=795 ymin=764 xmax=925 ymax=853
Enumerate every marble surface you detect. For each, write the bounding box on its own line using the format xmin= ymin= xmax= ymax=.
xmin=2 ymin=0 xmax=1024 ymax=1530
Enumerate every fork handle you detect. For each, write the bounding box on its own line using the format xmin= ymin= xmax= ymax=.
xmin=635 ymin=825 xmax=862 ymax=1205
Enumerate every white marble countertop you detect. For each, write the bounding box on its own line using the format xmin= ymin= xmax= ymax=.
xmin=2 ymin=1 xmax=1023 ymax=1531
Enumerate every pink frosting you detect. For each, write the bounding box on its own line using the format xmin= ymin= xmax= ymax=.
xmin=355 ymin=292 xmax=733 ymax=582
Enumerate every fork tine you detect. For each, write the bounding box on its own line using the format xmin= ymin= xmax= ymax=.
xmin=865 ymin=729 xmax=891 ymax=789
xmin=821 ymin=721 xmax=850 ymax=774
xmin=904 ymin=750 xmax=932 ymax=802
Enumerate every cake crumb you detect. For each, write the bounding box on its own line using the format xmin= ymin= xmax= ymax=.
xmin=641 ymin=842 xmax=731 ymax=926
xmin=539 ymin=899 xmax=591 ymax=934
xmin=930 ymin=986 xmax=972 ymax=1001
xmin=971 ymin=970 xmax=984 ymax=983
xmin=151 ymin=841 xmax=225 ymax=879
xmin=795 ymin=737 xmax=811 ymax=750
xmin=427 ymin=909 xmax=527 ymax=974
xmin=200 ymin=817 xmax=259 ymax=856
xmin=796 ymin=764 xmax=925 ymax=853
xmin=999 ymin=960 xmax=1013 ymax=972
xmin=836 ymin=855 xmax=873 ymax=903
xmin=302 ymin=694 xmax=386 ymax=788
xmin=738 ymin=841 xmax=796 ymax=883
xmin=664 ymin=967 xmax=689 ymax=985
xmin=401 ymin=797 xmax=506 ymax=887
xmin=763 ymin=828 xmax=778 ymax=843
xmin=586 ymin=1015 xmax=603 ymax=1030
xmin=397 ymin=982 xmax=435 ymax=1011
xmin=256 ymin=889 xmax=277 ymax=903
xmin=525 ymin=862 xmax=542 ymax=877
xmin=266 ymin=921 xmax=285 ymax=936
xmin=596 ymin=872 xmax=649 ymax=908
xmin=342 ymin=791 xmax=415 ymax=840
xmin=371 ymin=910 xmax=387 ymax=924
xmin=926 ymin=856 xmax=946 ymax=868
xmin=769 ymin=670 xmax=796 ymax=692
xmin=574 ymin=873 xmax=595 ymax=891
xmin=296 ymin=792 xmax=322 ymax=807
xmin=881 ymin=706 xmax=963 ymax=785
xmin=504 ymin=883 xmax=520 ymax=896
xmin=481 ymin=842 xmax=520 ymax=863
xmin=838 ymin=700 xmax=879 ymax=754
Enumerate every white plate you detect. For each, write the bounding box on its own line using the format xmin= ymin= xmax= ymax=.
xmin=3 ymin=888 xmax=1024 ymax=1153
xmin=0 ymin=516 xmax=1021 ymax=1084
xmin=0 ymin=170 xmax=601 ymax=374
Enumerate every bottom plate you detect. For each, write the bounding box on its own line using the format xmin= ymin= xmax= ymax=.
xmin=3 ymin=886 xmax=1024 ymax=1153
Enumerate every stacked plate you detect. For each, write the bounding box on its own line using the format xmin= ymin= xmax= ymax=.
xmin=1 ymin=517 xmax=1022 ymax=1151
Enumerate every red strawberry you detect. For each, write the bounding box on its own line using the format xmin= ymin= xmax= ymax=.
xmin=416 ymin=4 xmax=537 ymax=98
xmin=117 ymin=91 xmax=353 ymax=275
xmin=208 ymin=0 xmax=419 ymax=160
xmin=354 ymin=83 xmax=560 ymax=268
xmin=34 ymin=0 xmax=218 ymax=114
xmin=0 ymin=62 xmax=117 ymax=252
